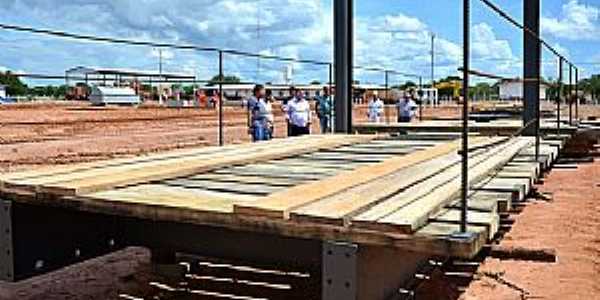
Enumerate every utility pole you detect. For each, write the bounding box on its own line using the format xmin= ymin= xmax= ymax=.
xmin=158 ymin=48 xmax=163 ymax=105
xmin=431 ymin=33 xmax=435 ymax=89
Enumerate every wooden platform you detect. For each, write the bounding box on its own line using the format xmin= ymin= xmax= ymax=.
xmin=353 ymin=119 xmax=579 ymax=136
xmin=0 ymin=134 xmax=562 ymax=259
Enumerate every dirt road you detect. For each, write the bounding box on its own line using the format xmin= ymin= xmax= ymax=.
xmin=462 ymin=159 xmax=600 ymax=300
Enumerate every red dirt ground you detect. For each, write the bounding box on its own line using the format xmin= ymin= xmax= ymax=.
xmin=461 ymin=159 xmax=600 ymax=300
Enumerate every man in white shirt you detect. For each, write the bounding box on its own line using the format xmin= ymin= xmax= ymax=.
xmin=397 ymin=93 xmax=418 ymax=122
xmin=285 ymin=90 xmax=312 ymax=136
xmin=367 ymin=93 xmax=384 ymax=123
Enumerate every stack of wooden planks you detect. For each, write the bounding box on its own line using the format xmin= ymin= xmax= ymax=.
xmin=0 ymin=133 xmax=560 ymax=258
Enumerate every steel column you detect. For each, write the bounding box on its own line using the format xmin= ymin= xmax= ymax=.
xmin=558 ymin=58 xmax=563 ymax=137
xmin=461 ymin=0 xmax=470 ymax=233
xmin=419 ymin=76 xmax=423 ymax=121
xmin=333 ymin=0 xmax=353 ymax=133
xmin=569 ymin=64 xmax=573 ymax=125
xmin=523 ymin=0 xmax=541 ymax=136
xmin=218 ymin=51 xmax=224 ymax=146
xmin=575 ymin=67 xmax=579 ymax=121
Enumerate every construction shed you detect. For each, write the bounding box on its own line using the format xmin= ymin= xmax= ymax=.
xmin=89 ymin=86 xmax=141 ymax=106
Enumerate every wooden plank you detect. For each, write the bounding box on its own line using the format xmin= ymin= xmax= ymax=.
xmin=289 ymin=152 xmax=461 ymax=226
xmin=415 ymin=222 xmax=488 ymax=252
xmin=83 ymin=184 xmax=256 ymax=213
xmin=163 ymin=178 xmax=284 ymax=196
xmin=230 ymin=163 xmax=341 ymax=176
xmin=33 ymin=135 xmax=375 ymax=196
xmin=188 ymin=173 xmax=301 ymax=187
xmin=329 ymin=146 xmax=418 ymax=155
xmin=364 ymin=138 xmax=531 ymax=234
xmin=269 ymin=157 xmax=372 ymax=168
xmin=0 ymin=135 xmax=318 ymax=185
xmin=1 ymin=135 xmax=320 ymax=191
xmin=299 ymin=152 xmax=392 ymax=162
xmin=429 ymin=209 xmax=500 ymax=240
xmin=447 ymin=191 xmax=513 ymax=213
xmin=265 ymin=159 xmax=363 ymax=170
xmin=350 ymin=142 xmax=508 ymax=229
xmin=214 ymin=168 xmax=325 ymax=181
xmin=234 ymin=137 xmax=494 ymax=219
xmin=473 ymin=177 xmax=530 ymax=202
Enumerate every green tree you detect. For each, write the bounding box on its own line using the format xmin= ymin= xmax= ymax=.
xmin=399 ymin=81 xmax=417 ymax=90
xmin=209 ymin=74 xmax=241 ymax=85
xmin=0 ymin=71 xmax=28 ymax=96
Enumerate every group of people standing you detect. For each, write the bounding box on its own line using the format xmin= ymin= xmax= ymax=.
xmin=246 ymin=85 xmax=333 ymax=142
xmin=246 ymin=85 xmax=418 ymax=142
xmin=366 ymin=90 xmax=419 ymax=123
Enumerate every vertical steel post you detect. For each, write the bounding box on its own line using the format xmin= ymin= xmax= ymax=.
xmin=569 ymin=64 xmax=573 ymax=125
xmin=558 ymin=57 xmax=563 ymax=137
xmin=218 ymin=51 xmax=224 ymax=146
xmin=384 ymin=70 xmax=389 ymax=124
xmin=461 ymin=0 xmax=470 ymax=234
xmin=431 ymin=33 xmax=435 ymax=99
xmin=523 ymin=0 xmax=540 ymax=136
xmin=334 ymin=0 xmax=353 ymax=133
xmin=575 ymin=67 xmax=579 ymax=122
xmin=419 ymin=76 xmax=423 ymax=121
xmin=328 ymin=63 xmax=334 ymax=134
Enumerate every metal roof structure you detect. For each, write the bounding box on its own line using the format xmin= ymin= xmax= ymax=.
xmin=65 ymin=66 xmax=195 ymax=79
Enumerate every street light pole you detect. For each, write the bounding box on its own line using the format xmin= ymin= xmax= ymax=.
xmin=431 ymin=33 xmax=436 ymax=89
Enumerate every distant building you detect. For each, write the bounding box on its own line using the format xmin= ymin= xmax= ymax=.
xmin=499 ymin=80 xmax=547 ymax=101
xmin=89 ymin=86 xmax=140 ymax=106
xmin=0 ymin=84 xmax=6 ymax=99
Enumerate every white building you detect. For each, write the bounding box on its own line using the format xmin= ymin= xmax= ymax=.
xmin=89 ymin=86 xmax=140 ymax=106
xmin=499 ymin=80 xmax=547 ymax=101
xmin=0 ymin=84 xmax=6 ymax=99
xmin=420 ymin=88 xmax=439 ymax=106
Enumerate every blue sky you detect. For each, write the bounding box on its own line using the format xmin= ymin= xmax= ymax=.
xmin=0 ymin=0 xmax=599 ymax=86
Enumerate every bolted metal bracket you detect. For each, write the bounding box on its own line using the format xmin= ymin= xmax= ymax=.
xmin=322 ymin=241 xmax=358 ymax=300
xmin=0 ymin=200 xmax=14 ymax=282
xmin=449 ymin=231 xmax=478 ymax=242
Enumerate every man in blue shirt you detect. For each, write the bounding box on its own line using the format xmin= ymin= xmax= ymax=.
xmin=315 ymin=86 xmax=333 ymax=134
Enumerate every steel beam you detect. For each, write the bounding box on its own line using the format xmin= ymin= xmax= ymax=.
xmin=523 ymin=0 xmax=541 ymax=136
xmin=333 ymin=0 xmax=353 ymax=133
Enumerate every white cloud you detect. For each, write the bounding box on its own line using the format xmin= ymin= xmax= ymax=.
xmin=542 ymin=0 xmax=600 ymax=40
xmin=0 ymin=1 xmax=520 ymax=84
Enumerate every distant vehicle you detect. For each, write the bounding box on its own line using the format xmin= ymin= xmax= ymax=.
xmin=89 ymin=86 xmax=140 ymax=106
xmin=0 ymin=96 xmax=16 ymax=104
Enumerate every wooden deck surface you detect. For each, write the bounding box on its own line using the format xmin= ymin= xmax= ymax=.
xmin=0 ymin=133 xmax=562 ymax=258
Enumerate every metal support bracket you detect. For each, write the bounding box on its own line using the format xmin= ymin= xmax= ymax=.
xmin=322 ymin=241 xmax=358 ymax=300
xmin=0 ymin=200 xmax=14 ymax=282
